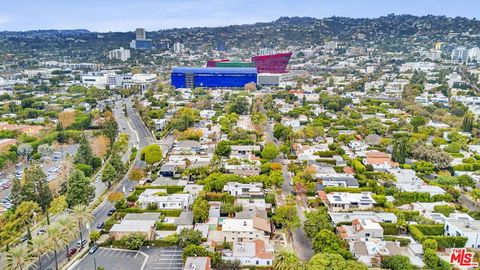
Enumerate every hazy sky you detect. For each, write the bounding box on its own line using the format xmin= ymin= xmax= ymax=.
xmin=1 ymin=0 xmax=479 ymax=32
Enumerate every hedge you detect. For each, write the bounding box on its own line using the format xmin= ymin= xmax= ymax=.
xmin=323 ymin=186 xmax=374 ymax=193
xmin=453 ymin=163 xmax=480 ymax=171
xmin=117 ymin=208 xmax=182 ymax=217
xmin=383 ymin=236 xmax=411 ymax=246
xmin=408 ymin=224 xmax=468 ymax=248
xmin=155 ymin=222 xmax=178 ymax=231
xmin=314 ymin=150 xmax=338 ymax=157
xmin=134 ymin=185 xmax=184 ymax=194
xmin=393 ymin=192 xmax=454 ymax=205
xmin=380 ymin=222 xmax=400 ymax=235
xmin=315 ymin=159 xmax=337 ymax=165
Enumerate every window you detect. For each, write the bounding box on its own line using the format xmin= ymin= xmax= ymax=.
xmin=267 ymin=261 xmax=270 ymax=265
xmin=365 ymin=233 xmax=370 ymax=237
xmin=256 ymin=261 xmax=259 ymax=265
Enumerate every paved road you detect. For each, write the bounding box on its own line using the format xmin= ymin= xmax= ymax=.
xmin=265 ymin=120 xmax=313 ymax=261
xmin=38 ymin=96 xmax=155 ymax=270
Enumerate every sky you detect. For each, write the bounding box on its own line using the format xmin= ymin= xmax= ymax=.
xmin=0 ymin=0 xmax=479 ymax=32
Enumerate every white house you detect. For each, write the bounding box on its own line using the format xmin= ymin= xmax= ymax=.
xmin=338 ymin=218 xmax=384 ymax=240
xmin=445 ymin=217 xmax=480 ymax=248
xmin=223 ymin=182 xmax=263 ymax=197
xmin=222 ymin=240 xmax=273 ymax=267
xmin=137 ymin=189 xmax=193 ymax=210
xmin=320 ymin=192 xmax=376 ymax=212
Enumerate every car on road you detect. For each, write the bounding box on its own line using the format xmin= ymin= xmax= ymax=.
xmin=89 ymin=244 xmax=99 ymax=254
xmin=76 ymin=239 xmax=87 ymax=248
xmin=68 ymin=248 xmax=77 ymax=257
xmin=36 ymin=229 xmax=46 ymax=235
xmin=20 ymin=234 xmax=28 ymax=243
xmin=289 ymin=180 xmax=293 ymax=186
xmin=96 ymin=222 xmax=104 ymax=229
xmin=107 ymin=208 xmax=116 ymax=216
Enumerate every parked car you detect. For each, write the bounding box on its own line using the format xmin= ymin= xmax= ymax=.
xmin=76 ymin=239 xmax=87 ymax=248
xmin=68 ymin=248 xmax=77 ymax=257
xmin=107 ymin=208 xmax=116 ymax=216
xmin=20 ymin=234 xmax=28 ymax=243
xmin=36 ymin=229 xmax=46 ymax=235
xmin=89 ymin=244 xmax=99 ymax=254
xmin=96 ymin=222 xmax=104 ymax=229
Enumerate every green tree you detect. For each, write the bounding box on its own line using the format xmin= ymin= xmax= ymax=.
xmin=381 ymin=255 xmax=413 ymax=270
xmin=110 ymin=153 xmax=125 ymax=174
xmin=57 ymin=215 xmax=79 ymax=261
xmin=423 ymin=248 xmax=439 ymax=269
xmin=72 ymin=205 xmax=94 ymax=250
xmin=122 ymin=233 xmax=145 ymax=249
xmin=228 ymin=96 xmax=249 ymax=115
xmin=103 ymin=118 xmax=119 ymax=145
xmin=392 ymin=133 xmax=408 ymax=164
xmin=182 ymin=244 xmax=210 ymax=260
xmin=215 ymin=140 xmax=231 ymax=157
xmin=140 ymin=144 xmax=163 ymax=165
xmin=31 ymin=235 xmax=50 ymax=270
xmin=462 ymin=112 xmax=475 ymax=132
xmin=75 ymin=135 xmax=94 ymax=166
xmin=192 ymin=197 xmax=209 ymax=223
xmin=66 ymin=169 xmax=95 ymax=207
xmin=412 ymin=161 xmax=435 ymax=174
xmin=101 ymin=162 xmax=117 ymax=188
xmin=261 ymin=143 xmax=279 ymax=160
xmin=410 ymin=116 xmax=426 ymax=132
xmin=177 ymin=229 xmax=203 ymax=248
xmin=303 ymin=207 xmax=333 ymax=238
xmin=47 ymin=222 xmax=68 ymax=270
xmin=272 ymin=204 xmax=300 ymax=241
xmin=422 ymin=239 xmax=438 ymax=251
xmin=470 ymin=188 xmax=480 ymax=210
xmin=22 ymin=164 xmax=52 ymax=213
xmin=312 ymin=229 xmax=350 ymax=259
xmin=273 ymin=248 xmax=305 ymax=270
xmin=307 ymin=253 xmax=367 ymax=270
xmin=90 ymin=231 xmax=101 ymax=243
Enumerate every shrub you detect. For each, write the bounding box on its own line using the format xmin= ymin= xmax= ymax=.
xmin=155 ymin=222 xmax=178 ymax=231
xmin=433 ymin=205 xmax=455 ymax=217
xmin=323 ymin=186 xmax=373 ymax=193
xmin=383 ymin=236 xmax=411 ymax=246
xmin=381 ymin=255 xmax=413 ymax=270
xmin=380 ymin=222 xmax=400 ymax=235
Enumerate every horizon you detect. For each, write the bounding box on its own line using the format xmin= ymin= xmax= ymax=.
xmin=0 ymin=0 xmax=479 ymax=32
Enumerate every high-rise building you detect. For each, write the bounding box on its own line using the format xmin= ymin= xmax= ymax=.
xmin=108 ymin=47 xmax=131 ymax=61
xmin=468 ymin=47 xmax=480 ymax=61
xmin=135 ymin=28 xmax=146 ymax=40
xmin=173 ymin=42 xmax=184 ymax=54
xmin=130 ymin=27 xmax=153 ymax=50
xmin=434 ymin=42 xmax=444 ymax=51
xmin=451 ymin=47 xmax=468 ymax=61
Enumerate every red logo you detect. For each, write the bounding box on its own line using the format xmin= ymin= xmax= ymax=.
xmin=449 ymin=248 xmax=478 ymax=267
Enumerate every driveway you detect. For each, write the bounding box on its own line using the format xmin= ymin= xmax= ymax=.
xmin=71 ymin=248 xmax=148 ymax=270
xmin=141 ymin=246 xmax=183 ymax=270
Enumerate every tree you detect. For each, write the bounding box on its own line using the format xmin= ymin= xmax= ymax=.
xmin=75 ymin=163 xmax=94 ymax=177
xmin=422 ymin=239 xmax=438 ymax=251
xmin=66 ymin=169 xmax=95 ymax=207
xmin=3 ymin=245 xmax=35 ymax=270
xmin=37 ymin=144 xmax=53 ymax=157
xmin=113 ymin=133 xmax=129 ymax=154
xmin=380 ymin=255 xmax=413 ymax=270
xmin=90 ymin=135 xmax=110 ymax=158
xmin=17 ymin=143 xmax=33 ymax=160
xmin=75 ymin=135 xmax=94 ymax=166
xmin=107 ymin=191 xmax=124 ymax=202
xmin=272 ymin=204 xmax=300 ymax=241
xmin=470 ymin=189 xmax=480 ymax=210
xmin=215 ymin=140 xmax=231 ymax=157
xmin=261 ymin=143 xmax=279 ymax=160
xmin=312 ymin=229 xmax=350 ymax=259
xmin=182 ymin=244 xmax=210 ymax=260
xmin=122 ymin=233 xmax=145 ymax=250
xmin=228 ymin=96 xmax=249 ymax=115
xmin=90 ymin=231 xmax=100 ymax=243
xmin=140 ymin=144 xmax=163 ymax=165
xmin=410 ymin=116 xmax=426 ymax=132
xmin=110 ymin=153 xmax=125 ymax=174
xmin=56 ymin=215 xmax=79 ymax=261
xmin=411 ymin=144 xmax=452 ymax=169
xmin=304 ymin=207 xmax=333 ymax=238
xmin=307 ymin=253 xmax=367 ymax=270
xmin=412 ymin=161 xmax=434 ymax=174
xmin=102 ymin=118 xmax=119 ymax=146
xmin=46 ymin=222 xmax=68 ymax=270
xmin=22 ymin=164 xmax=52 ymax=213
xmin=31 ymin=235 xmax=50 ymax=270
xmin=71 ymin=205 xmax=94 ymax=250
xmin=423 ymin=248 xmax=439 ymax=269
xmin=192 ymin=197 xmax=209 ymax=223
xmin=101 ymin=162 xmax=117 ymax=188
xmin=129 ymin=167 xmax=145 ymax=181
xmin=58 ymin=110 xmax=76 ymax=128
xmin=177 ymin=228 xmax=203 ymax=248
xmin=462 ymin=112 xmax=475 ymax=132
xmin=273 ymin=249 xmax=305 ymax=270
xmin=392 ymin=133 xmax=408 ymax=164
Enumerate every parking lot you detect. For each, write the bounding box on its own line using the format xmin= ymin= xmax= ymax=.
xmin=72 ymin=247 xmax=148 ymax=270
xmin=142 ymin=246 xmax=183 ymax=270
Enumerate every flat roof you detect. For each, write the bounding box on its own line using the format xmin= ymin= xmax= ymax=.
xmin=172 ymin=66 xmax=257 ymax=74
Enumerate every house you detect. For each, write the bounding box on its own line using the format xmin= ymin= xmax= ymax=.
xmin=363 ymin=151 xmax=399 ymax=171
xmin=315 ymin=173 xmax=359 ymax=189
xmin=223 ymin=182 xmax=263 ymax=197
xmin=348 ymin=140 xmax=368 ymax=152
xmin=388 ymin=169 xmax=446 ymax=196
xmin=350 ymin=238 xmax=424 ymax=268
xmin=110 ymin=214 xmax=157 ymax=241
xmin=159 ymin=164 xmax=178 ymax=177
xmin=200 ymin=110 xmax=216 ymax=119
xmin=445 ymin=217 xmax=480 ymax=248
xmin=224 ymin=163 xmax=261 ymax=176
xmin=319 ymin=191 xmax=376 ymax=212
xmin=137 ymin=189 xmax=193 ymax=210
xmin=338 ymin=218 xmax=384 ymax=240
xmin=173 ymin=140 xmax=204 ymax=154
xmin=208 ymin=217 xmax=271 ymax=243
xmin=153 ymin=119 xmax=167 ymax=131
xmin=230 ymin=145 xmax=260 ymax=158
xmin=184 ymin=257 xmax=211 ymax=270
xmin=329 ymin=211 xmax=398 ymax=225
xmin=222 ymin=240 xmax=273 ymax=267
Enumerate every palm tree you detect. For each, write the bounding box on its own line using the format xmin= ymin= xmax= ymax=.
xmin=273 ymin=248 xmax=305 ymax=270
xmin=57 ymin=215 xmax=79 ymax=260
xmin=471 ymin=188 xmax=480 ymax=210
xmin=3 ymin=245 xmax=35 ymax=270
xmin=31 ymin=234 xmax=50 ymax=270
xmin=71 ymin=204 xmax=94 ymax=250
xmin=46 ymin=222 xmax=68 ymax=270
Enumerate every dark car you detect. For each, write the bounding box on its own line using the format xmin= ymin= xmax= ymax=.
xmin=96 ymin=222 xmax=104 ymax=229
xmin=89 ymin=244 xmax=99 ymax=254
xmin=107 ymin=208 xmax=116 ymax=216
xmin=68 ymin=248 xmax=77 ymax=257
xmin=20 ymin=234 xmax=28 ymax=243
